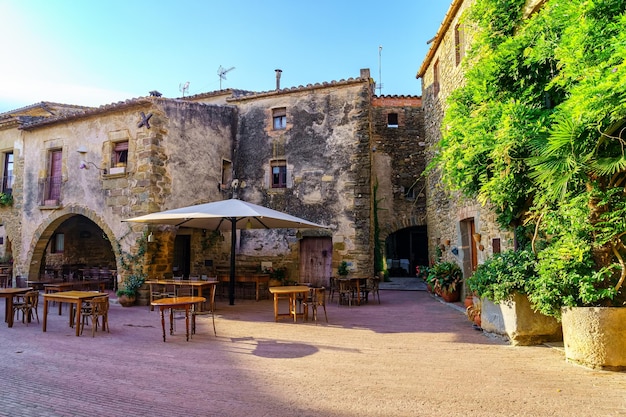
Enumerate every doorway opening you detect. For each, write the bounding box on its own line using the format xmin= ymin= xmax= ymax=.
xmin=173 ymin=235 xmax=191 ymax=278
xmin=385 ymin=226 xmax=428 ymax=276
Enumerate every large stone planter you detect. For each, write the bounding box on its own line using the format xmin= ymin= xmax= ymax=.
xmin=561 ymin=306 xmax=626 ymax=371
xmin=481 ymin=293 xmax=562 ymax=346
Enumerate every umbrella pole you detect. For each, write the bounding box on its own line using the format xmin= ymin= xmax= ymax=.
xmin=229 ymin=218 xmax=236 ymax=305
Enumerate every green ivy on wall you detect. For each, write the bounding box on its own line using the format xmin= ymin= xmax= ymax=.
xmin=0 ymin=193 xmax=13 ymax=207
xmin=435 ymin=0 xmax=626 ymax=315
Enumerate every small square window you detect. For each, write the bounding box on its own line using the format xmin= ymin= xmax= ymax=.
xmin=271 ymin=160 xmax=287 ymax=188
xmin=112 ymin=141 xmax=128 ymax=167
xmin=387 ymin=113 xmax=399 ymax=128
xmin=272 ymin=108 xmax=287 ymax=130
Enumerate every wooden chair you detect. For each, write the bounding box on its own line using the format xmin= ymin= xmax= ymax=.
xmin=303 ymin=287 xmax=328 ymax=324
xmin=337 ymin=279 xmax=356 ymax=306
xmin=13 ymin=291 xmax=40 ymax=325
xmin=192 ymin=283 xmax=217 ymax=336
xmin=151 ymin=282 xmax=167 ymax=303
xmin=172 ymin=285 xmax=193 ymax=333
xmin=80 ymin=296 xmax=110 ymax=337
xmin=366 ymin=276 xmax=381 ymax=304
xmin=328 ymin=276 xmax=338 ymax=303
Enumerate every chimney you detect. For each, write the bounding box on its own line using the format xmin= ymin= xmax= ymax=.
xmin=275 ymin=69 xmax=282 ymax=90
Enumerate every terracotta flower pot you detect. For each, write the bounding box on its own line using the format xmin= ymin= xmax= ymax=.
xmin=440 ymin=288 xmax=460 ymax=303
xmin=117 ymin=294 xmax=136 ymax=307
xmin=464 ymin=295 xmax=474 ymax=308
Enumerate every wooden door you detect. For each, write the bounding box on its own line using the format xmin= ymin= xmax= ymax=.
xmin=299 ymin=237 xmax=332 ymax=287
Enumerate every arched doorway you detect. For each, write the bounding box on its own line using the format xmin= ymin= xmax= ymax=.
xmin=29 ymin=214 xmax=117 ymax=286
xmin=385 ymin=226 xmax=428 ymax=276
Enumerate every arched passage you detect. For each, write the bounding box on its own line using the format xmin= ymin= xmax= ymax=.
xmin=383 ymin=226 xmax=428 ymax=276
xmin=26 ymin=207 xmax=120 ymax=284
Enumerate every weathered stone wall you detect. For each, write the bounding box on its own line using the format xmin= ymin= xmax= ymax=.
xmin=420 ymin=0 xmax=514 ymax=281
xmin=0 ymin=121 xmax=24 ymax=284
xmin=230 ymin=81 xmax=374 ymax=276
xmin=371 ymin=96 xmax=426 ymax=241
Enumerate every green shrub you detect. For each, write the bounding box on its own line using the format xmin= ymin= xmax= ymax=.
xmin=468 ymin=249 xmax=536 ymax=304
xmin=427 ymin=261 xmax=462 ymax=292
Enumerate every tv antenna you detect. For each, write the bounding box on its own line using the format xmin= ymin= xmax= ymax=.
xmin=217 ymin=65 xmax=235 ymax=90
xmin=377 ymin=45 xmax=383 ymax=95
xmin=179 ymin=81 xmax=190 ymax=97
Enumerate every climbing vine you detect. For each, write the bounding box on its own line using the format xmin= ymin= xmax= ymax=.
xmin=372 ymin=180 xmax=385 ymax=278
xmin=434 ymin=0 xmax=626 ymax=315
xmin=114 ymin=230 xmax=148 ymax=296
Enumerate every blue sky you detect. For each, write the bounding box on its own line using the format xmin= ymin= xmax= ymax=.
xmin=0 ymin=0 xmax=452 ymax=113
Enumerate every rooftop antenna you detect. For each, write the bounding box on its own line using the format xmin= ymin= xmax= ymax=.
xmin=217 ymin=65 xmax=235 ymax=90
xmin=179 ymin=81 xmax=190 ymax=97
xmin=377 ymin=45 xmax=383 ymax=95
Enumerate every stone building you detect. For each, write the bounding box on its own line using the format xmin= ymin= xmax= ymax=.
xmin=416 ymin=0 xmax=547 ymax=284
xmin=0 ymin=68 xmax=427 ymax=292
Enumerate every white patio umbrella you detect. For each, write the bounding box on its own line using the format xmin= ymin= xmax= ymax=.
xmin=123 ymin=198 xmax=328 ymax=305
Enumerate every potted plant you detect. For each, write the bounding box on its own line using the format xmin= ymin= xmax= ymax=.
xmin=468 ymin=249 xmax=536 ymax=305
xmin=267 ymin=266 xmax=287 ymax=287
xmin=337 ymin=261 xmax=350 ymax=278
xmin=116 ymin=273 xmax=146 ymax=307
xmin=427 ymin=261 xmax=462 ymax=302
xmin=468 ymin=248 xmax=561 ymax=345
xmin=115 ymin=231 xmax=149 ymax=307
xmin=526 ymin=193 xmax=626 ymax=369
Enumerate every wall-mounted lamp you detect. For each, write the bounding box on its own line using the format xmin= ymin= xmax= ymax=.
xmin=472 ymin=233 xmax=482 ymax=243
xmin=76 ymin=145 xmax=88 ymax=154
xmin=147 ymin=232 xmax=155 ymax=243
xmin=79 ymin=160 xmax=107 ymax=174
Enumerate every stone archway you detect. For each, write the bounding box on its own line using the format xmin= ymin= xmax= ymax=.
xmin=381 ymin=215 xmax=428 ymax=276
xmin=25 ymin=206 xmax=121 ymax=282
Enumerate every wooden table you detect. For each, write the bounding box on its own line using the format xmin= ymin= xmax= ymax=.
xmin=268 ymin=285 xmax=311 ymax=322
xmin=0 ymin=287 xmax=32 ymax=327
xmin=217 ymin=274 xmax=269 ymax=301
xmin=146 ymin=280 xmax=218 ymax=311
xmin=151 ymin=296 xmax=206 ymax=342
xmin=43 ymin=291 xmax=108 ymax=336
xmin=338 ymin=277 xmax=368 ymax=305
xmin=44 ymin=280 xmax=108 ymax=293
xmin=44 ymin=281 xmax=109 ymax=316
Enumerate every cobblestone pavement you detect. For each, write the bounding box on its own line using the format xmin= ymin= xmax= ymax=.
xmin=1 ymin=289 xmax=625 ymax=417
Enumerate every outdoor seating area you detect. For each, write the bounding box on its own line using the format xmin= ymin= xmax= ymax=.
xmin=2 ymin=285 xmax=625 ymax=417
xmin=330 ymin=276 xmax=381 ymax=306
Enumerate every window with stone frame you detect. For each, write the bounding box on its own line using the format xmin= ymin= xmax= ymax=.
xmin=2 ymin=151 xmax=13 ymax=195
xmin=271 ymin=159 xmax=287 ymax=188
xmin=455 ymin=23 xmax=465 ymax=66
xmin=433 ymin=59 xmax=440 ymax=97
xmin=272 ymin=107 xmax=287 ymax=130
xmin=111 ymin=141 xmax=128 ymax=168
